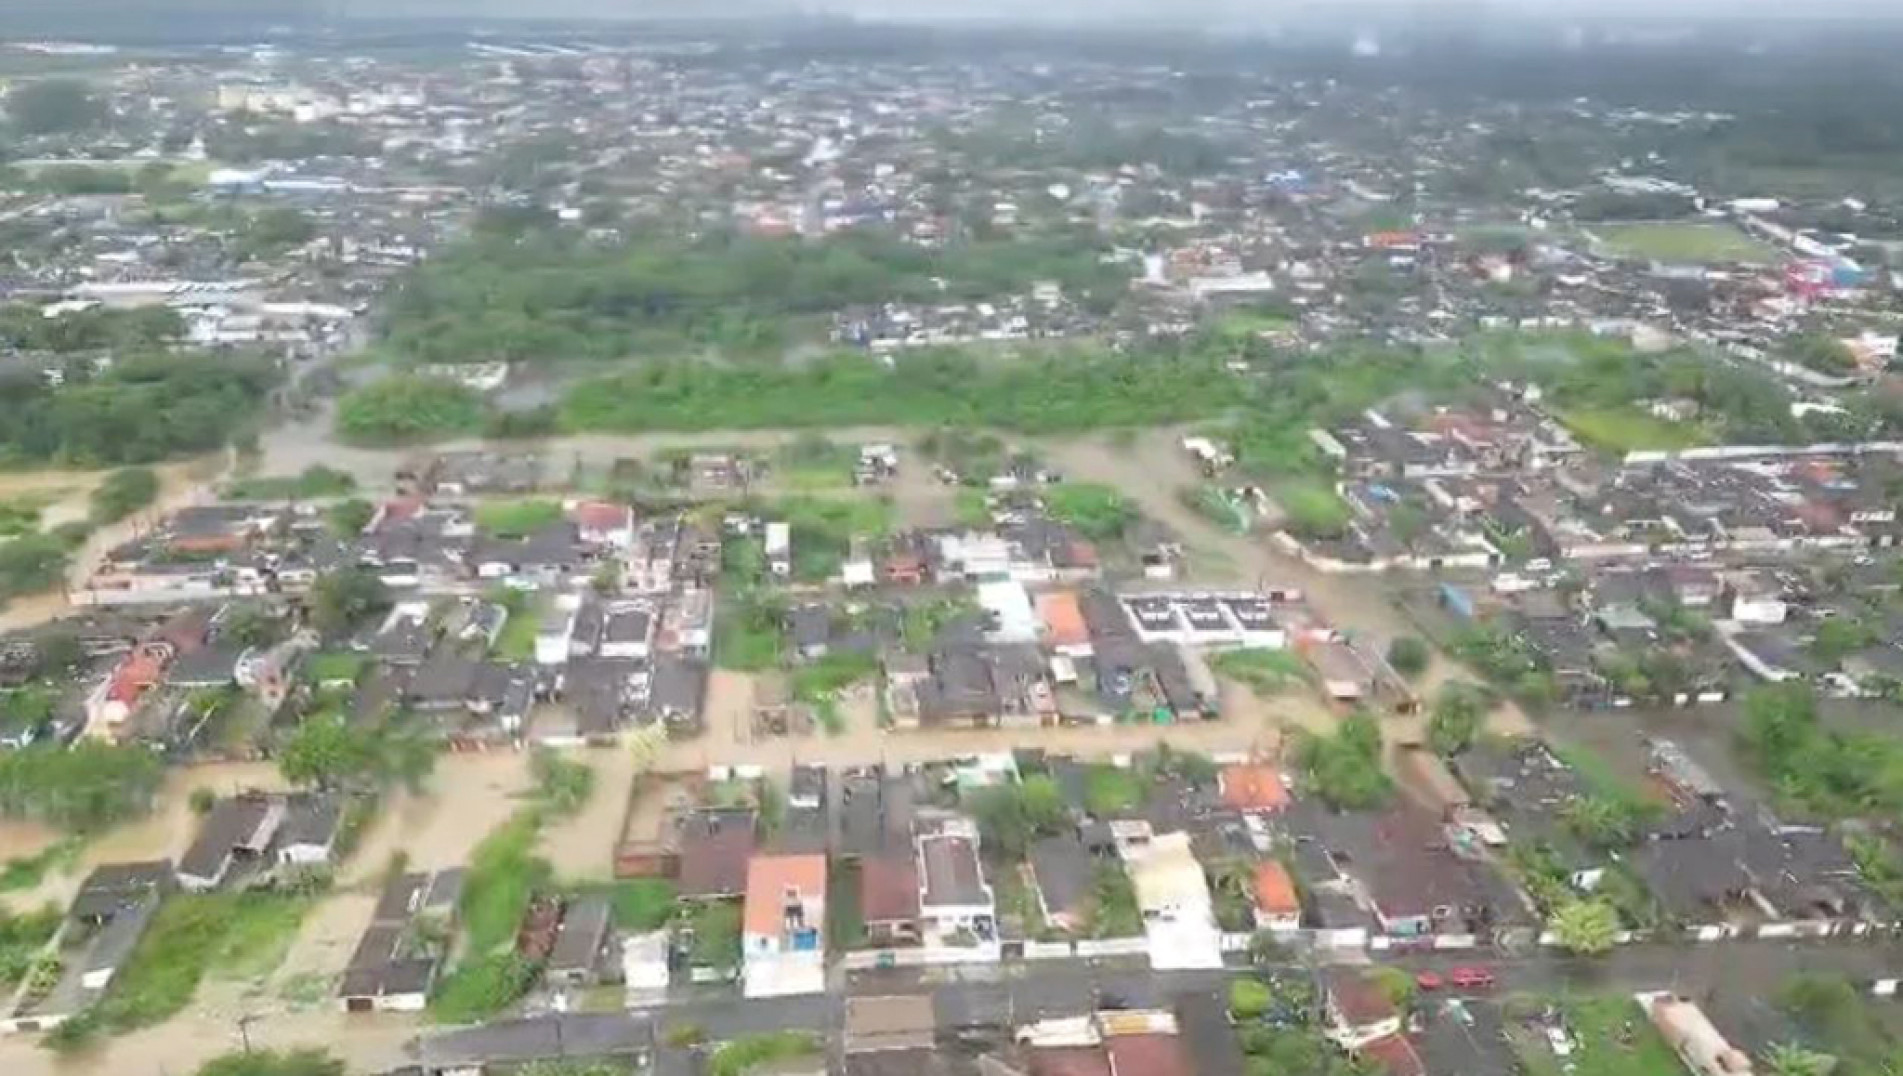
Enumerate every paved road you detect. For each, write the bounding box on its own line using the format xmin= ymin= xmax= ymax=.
xmin=627 ymin=936 xmax=1903 ymax=1051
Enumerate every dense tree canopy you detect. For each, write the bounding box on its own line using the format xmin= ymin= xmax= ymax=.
xmin=0 ymin=742 xmax=163 ymax=830
xmin=306 ymin=567 xmax=392 ymax=638
xmin=378 ymin=228 xmax=1132 ymax=366
xmin=5 ymin=79 xmax=107 ymax=135
xmin=89 ymin=467 xmax=159 ymax=525
xmin=1294 ymin=712 xmax=1392 ymax=809
xmin=0 ymin=353 xmax=275 ymax=466
xmin=334 ymin=375 xmax=484 ymax=444
xmin=562 ymin=348 xmax=1240 ymax=434
xmin=1738 ymin=683 xmax=1903 ymax=818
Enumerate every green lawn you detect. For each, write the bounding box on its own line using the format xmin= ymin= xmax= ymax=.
xmin=304 ymin=651 xmax=367 ymax=686
xmin=1558 ymin=406 xmax=1710 ymax=454
xmin=474 ymin=499 xmax=563 ymax=538
xmin=84 ymin=891 xmax=314 ymax=1035
xmin=1215 ymin=309 xmax=1295 ymax=340
xmin=1589 ymin=222 xmax=1778 ymax=265
xmin=493 ymin=604 xmax=540 ymax=662
xmin=598 ymin=878 xmax=677 ymax=932
xmin=1511 ymin=995 xmax=1684 ymax=1076
xmin=459 ymin=811 xmax=549 ymax=955
xmin=1210 ymin=648 xmax=1313 ymax=696
xmin=1084 ymin=765 xmax=1146 ymax=816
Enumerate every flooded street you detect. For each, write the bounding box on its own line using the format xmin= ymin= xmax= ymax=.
xmin=0 ymin=762 xmax=284 ymax=915
xmin=0 ymin=416 xmax=1546 ymax=1076
xmin=0 ymin=455 xmax=227 ymax=636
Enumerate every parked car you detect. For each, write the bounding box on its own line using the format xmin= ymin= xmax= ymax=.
xmin=1448 ymin=966 xmax=1496 ymax=989
xmin=1415 ymin=970 xmax=1445 ymax=991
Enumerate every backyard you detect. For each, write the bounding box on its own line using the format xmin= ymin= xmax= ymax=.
xmin=1507 ymin=995 xmax=1684 ymax=1076
xmin=1557 ymin=406 xmax=1711 ymax=454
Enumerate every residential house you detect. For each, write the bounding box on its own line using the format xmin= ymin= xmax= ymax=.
xmin=339 ymin=869 xmax=462 ymax=1013
xmin=1028 ymin=830 xmax=1098 ymax=934
xmin=178 ymin=792 xmax=285 ymax=891
xmin=860 ymin=854 xmax=921 ymax=945
xmin=1219 ymin=764 xmax=1290 ymax=815
xmin=545 ymin=895 xmax=612 ymax=988
xmin=274 ymin=793 xmax=344 ymax=869
xmin=569 ymin=500 xmax=636 ymax=551
xmin=1122 ymin=830 xmax=1223 ymax=969
xmin=1644 ymin=994 xmax=1755 ymax=1076
xmin=675 ymin=808 xmax=757 ymax=902
xmin=916 ymin=820 xmax=997 ymax=949
xmin=68 ymin=861 xmax=175 ymax=925
xmin=1323 ymin=968 xmax=1403 ymax=1049
xmin=1252 ymin=860 xmax=1302 ymax=933
xmin=742 ymin=853 xmax=827 ymax=998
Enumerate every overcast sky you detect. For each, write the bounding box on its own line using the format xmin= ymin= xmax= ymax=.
xmin=333 ymin=0 xmax=1902 ymax=18
xmin=9 ymin=0 xmax=1902 ymax=26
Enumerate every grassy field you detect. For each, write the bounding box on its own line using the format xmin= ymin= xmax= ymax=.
xmin=305 ymin=651 xmax=368 ymax=685
xmin=493 ymin=604 xmax=541 ymax=662
xmin=1211 ymin=648 xmax=1314 ymax=696
xmin=1510 ymin=995 xmax=1685 ymax=1076
xmin=1589 ymin=222 xmax=1778 ymax=265
xmin=1558 ymin=406 xmax=1710 ymax=454
xmin=474 ymin=499 xmax=563 ymax=538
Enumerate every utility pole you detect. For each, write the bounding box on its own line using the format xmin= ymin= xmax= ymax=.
xmin=236 ymin=1013 xmax=258 ymax=1054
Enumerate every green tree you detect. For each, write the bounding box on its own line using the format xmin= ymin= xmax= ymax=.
xmin=1560 ymin=795 xmax=1643 ymax=851
xmin=0 ymin=534 xmax=72 ymax=602
xmin=277 ymin=716 xmax=368 ymax=791
xmin=306 ymin=567 xmax=390 ymax=637
xmin=0 ymin=742 xmax=163 ymax=830
xmin=1043 ymin=483 xmax=1136 ymax=541
xmin=237 ymin=208 xmax=317 ymax=259
xmin=219 ymin=603 xmax=281 ymax=649
xmin=1294 ymin=712 xmax=1392 ymax=809
xmin=196 ymin=1047 xmax=344 ymax=1076
xmin=326 ymin=498 xmax=375 ymax=538
xmin=335 ymin=376 xmax=485 ymax=444
xmin=1811 ymin=617 xmax=1875 ymax=665
xmin=970 ymin=778 xmax=1069 ymax=861
xmin=89 ymin=467 xmax=159 ymax=525
xmin=1386 ymin=636 xmax=1430 ymax=678
xmin=1017 ymin=774 xmax=1069 ymax=833
xmin=1229 ymin=977 xmax=1274 ymax=1020
xmin=6 ymin=79 xmax=106 ymax=135
xmin=1760 ymin=1042 xmax=1835 ymax=1076
xmin=1550 ymin=898 xmax=1620 ymax=955
xmin=1428 ymin=687 xmax=1484 ymax=756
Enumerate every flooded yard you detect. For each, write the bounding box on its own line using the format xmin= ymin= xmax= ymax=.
xmin=341 ymin=751 xmax=537 ymax=883
xmin=536 ymin=747 xmax=643 ymax=883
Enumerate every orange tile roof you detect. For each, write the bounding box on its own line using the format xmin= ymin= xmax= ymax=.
xmin=1253 ymin=860 xmax=1299 ymax=915
xmin=1360 ymin=1033 xmax=1426 ymax=1076
xmin=1220 ymin=764 xmax=1290 ymax=813
xmin=1035 ymin=591 xmax=1090 ymax=647
xmin=743 ymin=853 xmax=827 ymax=937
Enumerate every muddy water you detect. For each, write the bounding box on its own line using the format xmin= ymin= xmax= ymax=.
xmin=537 ymin=747 xmax=642 ymax=883
xmin=0 ymin=455 xmax=225 ymax=636
xmin=1 ymin=762 xmax=284 ymax=915
xmin=340 ymin=753 xmax=536 ymax=885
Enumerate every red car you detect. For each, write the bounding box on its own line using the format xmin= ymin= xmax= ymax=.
xmin=1448 ymin=966 xmax=1496 ymax=989
xmin=1414 ymin=970 xmax=1445 ymax=991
